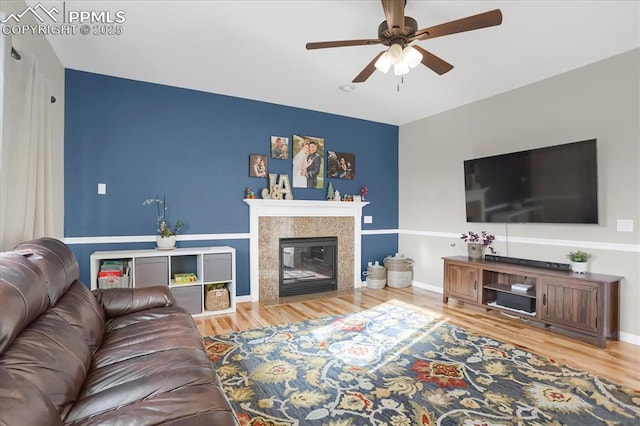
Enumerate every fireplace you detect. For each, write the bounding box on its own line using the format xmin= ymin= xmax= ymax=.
xmin=244 ymin=199 xmax=369 ymax=302
xmin=279 ymin=237 xmax=337 ymax=297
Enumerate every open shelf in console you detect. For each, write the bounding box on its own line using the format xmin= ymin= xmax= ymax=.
xmin=484 ymin=283 xmax=536 ymax=298
xmin=482 ymin=270 xmax=538 ymax=316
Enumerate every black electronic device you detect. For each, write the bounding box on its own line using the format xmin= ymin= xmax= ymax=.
xmin=496 ymin=292 xmax=536 ymax=313
xmin=484 ymin=254 xmax=571 ymax=271
xmin=463 ymin=139 xmax=598 ymax=224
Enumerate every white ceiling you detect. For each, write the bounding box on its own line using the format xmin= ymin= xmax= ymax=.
xmin=33 ymin=0 xmax=640 ymax=125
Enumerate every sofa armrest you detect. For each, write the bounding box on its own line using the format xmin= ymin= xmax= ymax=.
xmin=92 ymin=286 xmax=175 ymax=319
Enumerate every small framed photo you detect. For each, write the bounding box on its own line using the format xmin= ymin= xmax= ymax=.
xmin=249 ymin=154 xmax=268 ymax=178
xmin=271 ymin=136 xmax=289 ymax=159
xmin=327 ymin=151 xmax=355 ymax=180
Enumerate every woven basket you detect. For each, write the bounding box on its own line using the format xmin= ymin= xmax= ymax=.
xmin=364 ymin=264 xmax=386 ymax=290
xmin=384 ymin=255 xmax=413 ymax=288
xmin=205 ymin=287 xmax=230 ymax=311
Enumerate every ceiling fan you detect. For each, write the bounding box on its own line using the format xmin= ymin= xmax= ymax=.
xmin=306 ymin=0 xmax=502 ymax=83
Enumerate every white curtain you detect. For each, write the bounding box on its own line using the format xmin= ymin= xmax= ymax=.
xmin=0 ymin=32 xmax=54 ymax=251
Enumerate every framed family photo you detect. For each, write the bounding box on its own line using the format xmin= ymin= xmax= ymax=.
xmin=249 ymin=154 xmax=268 ymax=178
xmin=271 ymin=136 xmax=289 ymax=159
xmin=291 ymin=135 xmax=324 ymax=189
xmin=327 ymin=151 xmax=355 ymax=180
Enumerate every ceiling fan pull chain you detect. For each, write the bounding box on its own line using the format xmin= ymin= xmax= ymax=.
xmin=396 ymin=75 xmax=405 ymax=92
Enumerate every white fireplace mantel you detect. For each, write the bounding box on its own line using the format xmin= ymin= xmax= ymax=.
xmin=244 ymin=199 xmax=369 ymax=301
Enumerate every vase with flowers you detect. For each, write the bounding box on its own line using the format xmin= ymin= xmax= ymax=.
xmin=360 ymin=185 xmax=368 ymax=201
xmin=460 ymin=231 xmax=496 ymax=260
xmin=143 ymin=194 xmax=184 ymax=250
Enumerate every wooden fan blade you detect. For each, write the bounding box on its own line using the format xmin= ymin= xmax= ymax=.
xmin=381 ymin=0 xmax=405 ymax=35
xmin=413 ymin=9 xmax=502 ymax=41
xmin=306 ymin=39 xmax=381 ymax=50
xmin=412 ymin=45 xmax=454 ymax=75
xmin=353 ymin=51 xmax=385 ymax=83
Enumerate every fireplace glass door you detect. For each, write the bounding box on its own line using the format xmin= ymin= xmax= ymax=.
xmin=279 ymin=237 xmax=337 ymax=297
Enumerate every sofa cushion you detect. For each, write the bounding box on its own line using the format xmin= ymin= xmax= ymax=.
xmin=51 ymin=281 xmax=106 ymax=355
xmin=64 ymin=307 xmax=235 ymax=424
xmin=0 ymin=310 xmax=91 ymax=419
xmin=0 ymin=252 xmax=49 ymax=354
xmin=64 ymin=384 xmax=237 ymax=425
xmin=13 ymin=237 xmax=80 ymax=305
xmin=0 ymin=366 xmax=63 ymax=426
xmin=93 ymin=286 xmax=175 ymax=319
xmin=92 ymin=306 xmax=202 ymax=369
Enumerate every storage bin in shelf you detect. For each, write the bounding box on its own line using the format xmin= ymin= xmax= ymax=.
xmin=97 ymin=259 xmax=132 ymax=289
xmin=98 ymin=275 xmax=131 ymax=289
xmin=171 ymin=286 xmax=202 ymax=315
xmin=204 ymin=284 xmax=230 ymax=312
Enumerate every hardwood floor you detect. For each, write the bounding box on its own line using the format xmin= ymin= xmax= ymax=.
xmin=195 ymin=286 xmax=640 ymax=390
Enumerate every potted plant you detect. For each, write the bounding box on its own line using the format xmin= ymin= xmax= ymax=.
xmin=460 ymin=231 xmax=496 ymax=260
xmin=567 ymin=250 xmax=591 ymax=273
xmin=143 ymin=194 xmax=184 ymax=250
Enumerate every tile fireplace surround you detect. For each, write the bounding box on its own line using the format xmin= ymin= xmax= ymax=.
xmin=244 ymin=199 xmax=369 ymax=302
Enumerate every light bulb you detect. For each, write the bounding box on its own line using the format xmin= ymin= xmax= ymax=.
xmin=386 ymin=44 xmax=403 ymax=65
xmin=374 ymin=52 xmax=392 ymax=73
xmin=393 ymin=62 xmax=410 ymax=76
xmin=402 ymin=46 xmax=423 ymax=69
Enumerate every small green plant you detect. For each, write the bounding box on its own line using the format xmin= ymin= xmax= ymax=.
xmin=567 ymin=250 xmax=591 ymax=262
xmin=143 ymin=194 xmax=184 ymax=237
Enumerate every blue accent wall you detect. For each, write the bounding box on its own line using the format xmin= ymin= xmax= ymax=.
xmin=64 ymin=69 xmax=399 ymax=293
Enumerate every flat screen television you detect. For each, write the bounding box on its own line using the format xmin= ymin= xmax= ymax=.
xmin=464 ymin=139 xmax=598 ymax=224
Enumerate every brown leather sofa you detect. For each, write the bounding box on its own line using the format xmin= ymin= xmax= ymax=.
xmin=0 ymin=238 xmax=237 ymax=425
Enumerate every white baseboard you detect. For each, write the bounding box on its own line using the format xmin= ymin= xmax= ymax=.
xmin=619 ymin=332 xmax=640 ymax=346
xmin=411 ymin=281 xmax=443 ymax=294
xmin=236 ymin=295 xmax=252 ymax=304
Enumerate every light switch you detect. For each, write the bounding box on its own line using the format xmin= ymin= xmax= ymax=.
xmin=98 ymin=183 xmax=106 ymax=195
xmin=616 ymin=219 xmax=633 ymax=232
xmin=364 ymin=216 xmax=373 ymax=224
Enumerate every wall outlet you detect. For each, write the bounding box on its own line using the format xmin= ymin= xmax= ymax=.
xmin=616 ymin=219 xmax=633 ymax=232
xmin=98 ymin=183 xmax=106 ymax=195
xmin=364 ymin=216 xmax=373 ymax=224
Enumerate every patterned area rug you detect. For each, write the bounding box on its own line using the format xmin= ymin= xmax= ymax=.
xmin=204 ymin=303 xmax=639 ymax=425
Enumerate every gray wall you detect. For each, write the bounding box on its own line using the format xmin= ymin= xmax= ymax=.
xmin=1 ymin=0 xmax=65 ymax=242
xmin=398 ymin=49 xmax=640 ymax=342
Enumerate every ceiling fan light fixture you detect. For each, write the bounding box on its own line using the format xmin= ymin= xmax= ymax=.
xmin=402 ymin=46 xmax=423 ymax=69
xmin=307 ymin=3 xmax=503 ymax=84
xmin=374 ymin=53 xmax=392 ymax=73
xmin=386 ymin=43 xmax=403 ymax=65
xmin=393 ymin=62 xmax=410 ymax=76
